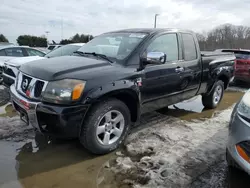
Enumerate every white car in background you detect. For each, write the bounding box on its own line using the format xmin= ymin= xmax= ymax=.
xmin=2 ymin=43 xmax=85 ymax=86
xmin=46 ymin=44 xmax=62 ymax=52
xmin=0 ymin=46 xmax=46 ymax=83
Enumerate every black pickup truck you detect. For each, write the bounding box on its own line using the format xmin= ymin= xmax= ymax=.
xmin=10 ymin=28 xmax=235 ymax=154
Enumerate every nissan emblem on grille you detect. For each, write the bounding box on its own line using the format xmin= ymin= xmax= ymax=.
xmin=22 ymin=79 xmax=29 ymax=90
xmin=17 ymin=72 xmax=48 ymax=99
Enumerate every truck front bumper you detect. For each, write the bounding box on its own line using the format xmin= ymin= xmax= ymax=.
xmin=10 ymin=85 xmax=89 ymax=138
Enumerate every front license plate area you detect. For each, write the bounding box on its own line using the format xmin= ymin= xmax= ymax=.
xmin=20 ymin=110 xmax=29 ymax=125
xmin=13 ymin=102 xmax=29 ymax=125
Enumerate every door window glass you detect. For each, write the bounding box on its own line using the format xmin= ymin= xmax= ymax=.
xmin=147 ymin=34 xmax=178 ymax=61
xmin=26 ymin=48 xmax=45 ymax=57
xmin=5 ymin=48 xmax=24 ymax=57
xmin=0 ymin=50 xmax=6 ymax=56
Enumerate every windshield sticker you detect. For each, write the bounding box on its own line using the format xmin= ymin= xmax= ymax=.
xmin=129 ymin=34 xmax=146 ymax=38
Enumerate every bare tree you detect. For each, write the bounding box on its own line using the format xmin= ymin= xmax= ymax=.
xmin=197 ymin=24 xmax=250 ymax=50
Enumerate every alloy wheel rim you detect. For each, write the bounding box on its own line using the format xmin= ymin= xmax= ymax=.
xmin=96 ymin=110 xmax=125 ymax=145
xmin=213 ymin=85 xmax=222 ymax=105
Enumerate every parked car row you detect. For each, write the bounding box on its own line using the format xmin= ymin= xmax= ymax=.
xmin=8 ymin=28 xmax=235 ymax=155
xmin=1 ymin=43 xmax=85 ymax=86
xmin=215 ymin=49 xmax=250 ymax=84
xmin=0 ymin=46 xmax=46 ymax=83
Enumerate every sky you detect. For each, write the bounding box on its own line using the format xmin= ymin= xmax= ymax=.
xmin=1 ymin=0 xmax=250 ymax=43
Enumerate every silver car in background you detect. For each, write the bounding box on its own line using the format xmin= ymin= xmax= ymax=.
xmin=227 ymin=89 xmax=250 ymax=174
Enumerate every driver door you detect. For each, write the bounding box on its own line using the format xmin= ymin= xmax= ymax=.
xmin=140 ymin=33 xmax=183 ymax=113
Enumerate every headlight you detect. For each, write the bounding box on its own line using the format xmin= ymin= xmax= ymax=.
xmin=42 ymin=79 xmax=86 ymax=104
xmin=238 ymin=90 xmax=250 ymax=118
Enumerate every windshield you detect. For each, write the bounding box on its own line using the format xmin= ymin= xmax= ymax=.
xmin=45 ymin=44 xmax=82 ymax=58
xmin=77 ymin=33 xmax=147 ymax=60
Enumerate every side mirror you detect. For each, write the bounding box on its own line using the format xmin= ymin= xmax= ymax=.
xmin=144 ymin=52 xmax=167 ymax=65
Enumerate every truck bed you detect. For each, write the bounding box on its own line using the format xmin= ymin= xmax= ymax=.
xmin=201 ymin=51 xmax=236 ymax=66
xmin=201 ymin=51 xmax=234 ymax=57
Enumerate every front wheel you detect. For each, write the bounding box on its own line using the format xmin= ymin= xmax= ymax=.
xmin=80 ymin=98 xmax=131 ymax=154
xmin=202 ymin=80 xmax=224 ymax=109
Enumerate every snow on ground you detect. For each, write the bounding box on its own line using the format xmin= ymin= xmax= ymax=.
xmin=112 ymin=106 xmax=234 ymax=188
xmin=0 ymin=116 xmax=32 ymax=141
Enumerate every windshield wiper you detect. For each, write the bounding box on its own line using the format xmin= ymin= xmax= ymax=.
xmin=74 ymin=51 xmax=113 ymax=63
xmin=73 ymin=51 xmax=86 ymax=56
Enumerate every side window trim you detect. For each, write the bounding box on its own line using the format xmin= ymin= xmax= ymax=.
xmin=22 ymin=48 xmax=28 ymax=56
xmin=177 ymin=32 xmax=183 ymax=61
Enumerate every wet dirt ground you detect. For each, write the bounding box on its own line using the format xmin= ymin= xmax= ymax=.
xmin=0 ymin=86 xmax=248 ymax=188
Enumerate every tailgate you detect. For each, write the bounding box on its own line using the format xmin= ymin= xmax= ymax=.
xmin=219 ymin=49 xmax=250 ymax=77
xmin=234 ymin=55 xmax=250 ymax=76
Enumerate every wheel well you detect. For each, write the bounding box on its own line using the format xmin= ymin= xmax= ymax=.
xmin=218 ymin=75 xmax=229 ymax=89
xmin=95 ymin=90 xmax=139 ymax=123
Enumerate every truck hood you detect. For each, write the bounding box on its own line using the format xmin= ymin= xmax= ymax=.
xmin=20 ymin=56 xmax=116 ymax=81
xmin=5 ymin=56 xmax=46 ymax=67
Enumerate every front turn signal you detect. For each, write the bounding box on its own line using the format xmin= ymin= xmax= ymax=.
xmin=72 ymin=83 xmax=85 ymax=100
xmin=236 ymin=145 xmax=250 ymax=163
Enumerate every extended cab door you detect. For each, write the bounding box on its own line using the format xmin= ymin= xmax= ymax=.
xmin=141 ymin=33 xmax=184 ymax=113
xmin=177 ymin=33 xmax=202 ymax=100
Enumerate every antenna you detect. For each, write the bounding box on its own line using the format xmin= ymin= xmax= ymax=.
xmin=61 ymin=17 xmax=63 ymax=41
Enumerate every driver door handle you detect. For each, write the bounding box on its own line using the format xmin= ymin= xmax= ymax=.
xmin=175 ymin=67 xmax=184 ymax=73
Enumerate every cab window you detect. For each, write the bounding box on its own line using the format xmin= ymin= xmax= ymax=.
xmin=181 ymin=33 xmax=197 ymax=61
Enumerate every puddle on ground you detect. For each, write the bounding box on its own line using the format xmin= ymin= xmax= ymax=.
xmin=0 ymin=133 xmax=115 ymax=188
xmin=159 ymin=91 xmax=244 ymax=121
xmin=0 ymin=103 xmax=17 ymax=117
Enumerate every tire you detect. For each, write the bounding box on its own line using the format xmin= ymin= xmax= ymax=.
xmin=202 ymin=80 xmax=224 ymax=109
xmin=226 ymin=149 xmax=235 ymax=167
xmin=80 ymin=98 xmax=131 ymax=154
xmin=226 ymin=149 xmax=242 ymax=171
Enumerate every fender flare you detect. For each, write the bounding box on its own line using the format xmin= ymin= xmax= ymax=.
xmin=83 ymin=79 xmax=141 ymax=104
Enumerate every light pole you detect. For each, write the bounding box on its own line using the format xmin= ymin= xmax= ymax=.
xmin=154 ymin=14 xmax=160 ymax=28
xmin=45 ymin=31 xmax=50 ymax=45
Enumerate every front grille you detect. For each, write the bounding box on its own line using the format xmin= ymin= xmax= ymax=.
xmin=4 ymin=68 xmax=16 ymax=78
xmin=16 ymin=71 xmax=47 ymax=100
xmin=34 ymin=81 xmax=44 ymax=98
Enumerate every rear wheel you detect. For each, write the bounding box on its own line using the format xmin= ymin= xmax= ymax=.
xmin=202 ymin=80 xmax=224 ymax=109
xmin=80 ymin=98 xmax=131 ymax=154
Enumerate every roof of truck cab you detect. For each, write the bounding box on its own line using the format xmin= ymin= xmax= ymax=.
xmin=104 ymin=28 xmax=193 ymax=34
